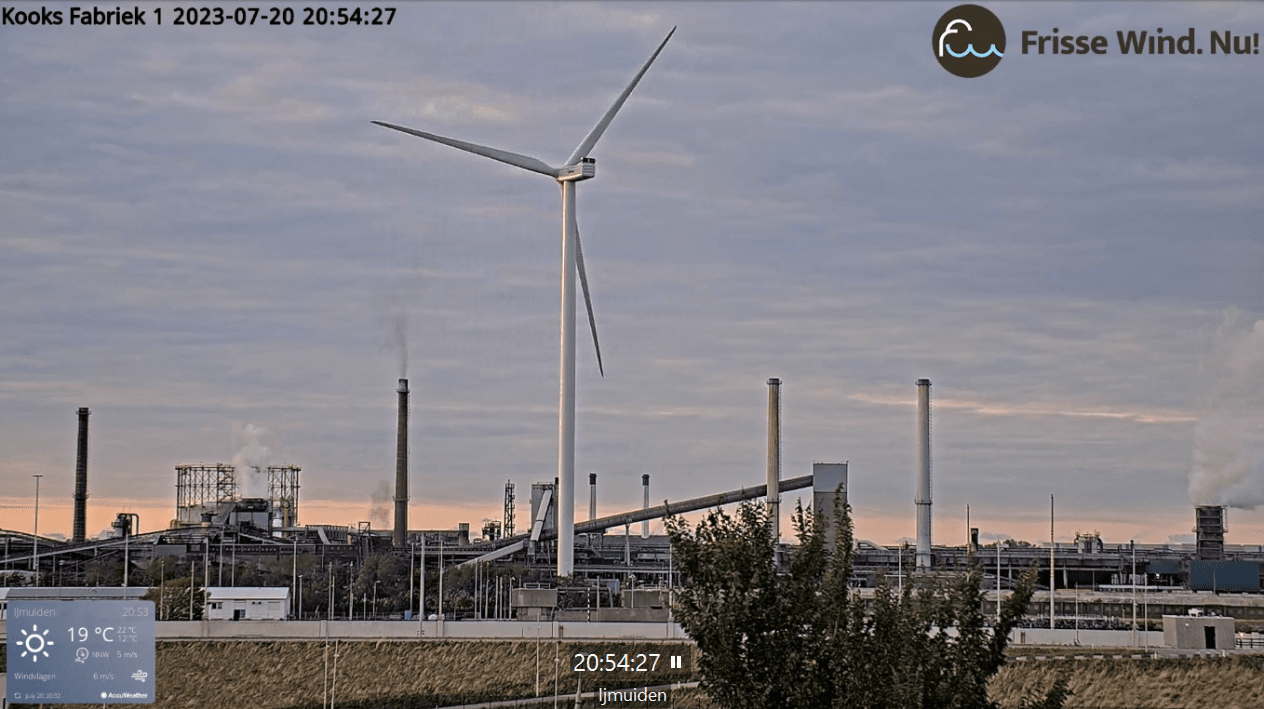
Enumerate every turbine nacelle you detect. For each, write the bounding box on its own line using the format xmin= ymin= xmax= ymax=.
xmin=556 ymin=157 xmax=596 ymax=183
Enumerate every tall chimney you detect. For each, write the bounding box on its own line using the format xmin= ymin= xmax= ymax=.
xmin=589 ymin=473 xmax=597 ymax=521
xmin=73 ymin=407 xmax=90 ymax=544
xmin=915 ymin=379 xmax=932 ymax=569
xmin=767 ymin=378 xmax=781 ymax=541
xmin=394 ymin=379 xmax=409 ymax=547
xmin=641 ymin=474 xmax=650 ymax=539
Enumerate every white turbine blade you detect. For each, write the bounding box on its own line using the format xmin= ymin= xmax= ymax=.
xmin=372 ymin=121 xmax=559 ymax=178
xmin=566 ymin=27 xmax=676 ymax=166
xmin=571 ymin=207 xmax=604 ymax=378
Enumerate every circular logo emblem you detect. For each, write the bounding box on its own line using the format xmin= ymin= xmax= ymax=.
xmin=933 ymin=4 xmax=1006 ymax=78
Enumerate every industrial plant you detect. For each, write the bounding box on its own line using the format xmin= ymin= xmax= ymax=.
xmin=2 ymin=27 xmax=1261 ymax=650
xmin=3 ymin=376 xmax=1264 ymax=634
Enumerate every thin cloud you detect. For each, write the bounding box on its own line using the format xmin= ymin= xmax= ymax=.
xmin=847 ymin=392 xmax=1198 ymax=425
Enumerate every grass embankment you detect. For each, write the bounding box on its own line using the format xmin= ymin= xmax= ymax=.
xmin=1 ymin=640 xmax=696 ymax=709
xmin=3 ymin=642 xmax=1262 ymax=708
xmin=1005 ymin=646 xmax=1143 ymax=657
xmin=667 ymin=657 xmax=1264 ymax=709
xmin=990 ymin=655 xmax=1264 ymax=709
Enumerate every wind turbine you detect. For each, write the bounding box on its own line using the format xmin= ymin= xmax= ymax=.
xmin=373 ymin=28 xmax=675 ymax=576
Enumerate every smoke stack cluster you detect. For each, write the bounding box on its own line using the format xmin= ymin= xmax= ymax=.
xmin=915 ymin=379 xmax=932 ymax=569
xmin=73 ymin=407 xmax=90 ymax=544
xmin=767 ymin=378 xmax=781 ymax=541
xmin=394 ymin=379 xmax=409 ymax=547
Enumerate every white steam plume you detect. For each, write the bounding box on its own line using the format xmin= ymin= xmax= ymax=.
xmin=1188 ymin=307 xmax=1264 ymax=509
xmin=231 ymin=422 xmax=273 ymax=500
xmin=370 ymin=480 xmax=392 ymax=529
xmin=380 ymin=312 xmax=408 ymax=379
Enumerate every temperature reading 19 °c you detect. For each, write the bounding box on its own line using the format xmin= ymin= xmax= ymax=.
xmin=7 ymin=600 xmax=156 ymax=704
xmin=67 ymin=625 xmax=142 ymax=643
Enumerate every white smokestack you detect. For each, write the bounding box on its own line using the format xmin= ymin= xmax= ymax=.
xmin=641 ymin=474 xmax=650 ymax=539
xmin=589 ymin=473 xmax=597 ymax=521
xmin=916 ymin=379 xmax=932 ymax=569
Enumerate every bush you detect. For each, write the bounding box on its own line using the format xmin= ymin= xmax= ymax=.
xmin=665 ymin=498 xmax=1068 ymax=709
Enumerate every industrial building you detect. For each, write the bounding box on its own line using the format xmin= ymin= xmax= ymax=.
xmin=205 ymin=587 xmax=291 ymax=621
xmin=3 ymin=377 xmax=1264 ymax=629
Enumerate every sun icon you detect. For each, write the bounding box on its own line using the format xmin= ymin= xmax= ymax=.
xmin=17 ymin=624 xmax=54 ymax=662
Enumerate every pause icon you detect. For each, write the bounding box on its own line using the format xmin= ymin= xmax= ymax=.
xmin=670 ymin=655 xmax=682 ymax=669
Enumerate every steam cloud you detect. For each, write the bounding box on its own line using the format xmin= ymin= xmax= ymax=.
xmin=232 ymin=422 xmax=272 ymax=500
xmin=370 ymin=480 xmax=392 ymax=529
xmin=383 ymin=313 xmax=408 ymax=379
xmin=1188 ymin=307 xmax=1264 ymax=509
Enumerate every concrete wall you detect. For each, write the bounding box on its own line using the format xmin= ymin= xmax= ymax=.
xmin=1163 ymin=615 xmax=1236 ymax=649
xmin=510 ymin=588 xmax=558 ymax=620
xmin=130 ymin=619 xmax=690 ymax=640
xmin=557 ymin=608 xmax=670 ymax=623
xmin=620 ymin=589 xmax=669 ymax=608
xmin=0 ymin=619 xmax=1169 ymax=646
xmin=1007 ymin=627 xmax=1164 ymax=648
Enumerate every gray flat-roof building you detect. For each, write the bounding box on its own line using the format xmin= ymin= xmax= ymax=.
xmin=1163 ymin=614 xmax=1236 ymax=650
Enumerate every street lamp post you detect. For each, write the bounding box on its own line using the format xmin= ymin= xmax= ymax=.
xmin=122 ymin=513 xmax=138 ymax=589
xmin=1074 ymin=583 xmax=1079 ymax=646
xmin=996 ymin=540 xmax=1002 ymax=624
xmin=410 ymin=540 xmax=416 ymax=618
xmin=190 ymin=560 xmax=197 ymax=620
xmin=298 ymin=575 xmax=304 ymax=621
xmin=159 ymin=559 xmax=166 ymax=621
xmin=897 ymin=542 xmax=904 ymax=594
xmin=1144 ymin=569 xmax=1149 ymax=649
xmin=373 ymin=580 xmax=379 ymax=619
xmin=32 ymin=475 xmax=42 ymax=586
xmin=1131 ymin=541 xmax=1138 ymax=648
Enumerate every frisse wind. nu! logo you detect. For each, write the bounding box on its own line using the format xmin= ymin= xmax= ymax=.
xmin=934 ymin=5 xmax=1006 ymax=77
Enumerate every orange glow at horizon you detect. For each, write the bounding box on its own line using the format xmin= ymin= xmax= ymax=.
xmin=0 ymin=496 xmax=1232 ymax=548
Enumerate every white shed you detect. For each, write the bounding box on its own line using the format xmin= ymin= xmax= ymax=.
xmin=204 ymin=587 xmax=291 ymax=620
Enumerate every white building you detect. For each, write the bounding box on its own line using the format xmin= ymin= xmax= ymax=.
xmin=204 ymin=587 xmax=290 ymax=621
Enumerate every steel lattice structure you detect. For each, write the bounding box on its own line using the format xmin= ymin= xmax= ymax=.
xmin=175 ymin=463 xmax=300 ymax=527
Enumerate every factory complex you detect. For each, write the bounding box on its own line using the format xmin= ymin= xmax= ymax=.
xmin=3 ymin=379 xmax=1264 ymax=638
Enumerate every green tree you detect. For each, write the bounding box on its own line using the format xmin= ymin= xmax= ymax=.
xmin=84 ymin=555 xmax=123 ymax=586
xmin=352 ymin=552 xmax=407 ymax=617
xmin=665 ymin=499 xmax=1068 ymax=709
xmin=142 ymin=576 xmax=205 ymax=620
xmin=2 ymin=571 xmax=29 ymax=587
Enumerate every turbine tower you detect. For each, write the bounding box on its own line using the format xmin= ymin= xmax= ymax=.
xmin=373 ymin=28 xmax=675 ymax=576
